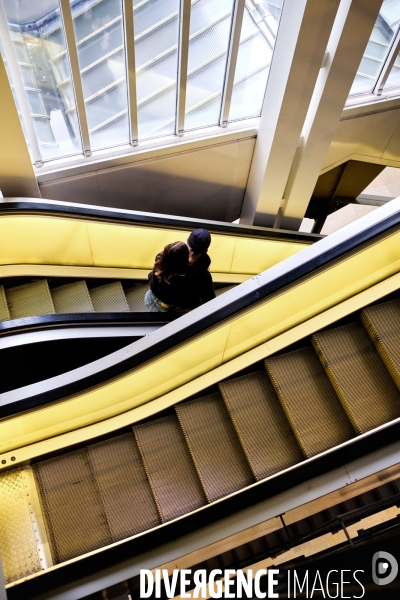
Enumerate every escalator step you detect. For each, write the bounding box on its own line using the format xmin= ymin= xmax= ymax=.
xmin=89 ymin=281 xmax=130 ymax=312
xmin=219 ymin=371 xmax=303 ymax=480
xmin=125 ymin=283 xmax=148 ymax=311
xmin=6 ymin=280 xmax=55 ymax=319
xmin=265 ymin=348 xmax=355 ymax=458
xmin=133 ymin=415 xmax=206 ymax=522
xmin=35 ymin=448 xmax=112 ymax=563
xmin=175 ymin=393 xmax=254 ymax=502
xmin=362 ymin=299 xmax=400 ymax=391
xmin=312 ymin=322 xmax=400 ymax=434
xmin=0 ymin=285 xmax=10 ymax=320
xmin=88 ymin=433 xmax=160 ymax=541
xmin=51 ymin=280 xmax=94 ymax=313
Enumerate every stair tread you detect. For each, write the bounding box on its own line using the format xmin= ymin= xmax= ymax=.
xmin=6 ymin=280 xmax=55 ymax=319
xmin=52 ymin=280 xmax=94 ymax=313
xmin=88 ymin=433 xmax=160 ymax=541
xmin=35 ymin=449 xmax=112 ymax=563
xmin=90 ymin=281 xmax=130 ymax=312
xmin=133 ymin=415 xmax=206 ymax=522
xmin=175 ymin=393 xmax=254 ymax=502
xmin=125 ymin=284 xmax=148 ymax=312
xmin=265 ymin=348 xmax=354 ymax=458
xmin=219 ymin=371 xmax=303 ymax=480
xmin=312 ymin=322 xmax=400 ymax=434
xmin=0 ymin=285 xmax=10 ymax=321
xmin=362 ymin=299 xmax=400 ymax=391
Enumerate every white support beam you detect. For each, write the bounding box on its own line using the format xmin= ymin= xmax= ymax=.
xmin=175 ymin=0 xmax=191 ymax=136
xmin=60 ymin=0 xmax=91 ymax=157
xmin=240 ymin=0 xmax=341 ymax=227
xmin=123 ymin=0 xmax=139 ymax=145
xmin=0 ymin=55 xmax=40 ymax=198
xmin=220 ymin=0 xmax=246 ymax=127
xmin=279 ymin=0 xmax=383 ymax=231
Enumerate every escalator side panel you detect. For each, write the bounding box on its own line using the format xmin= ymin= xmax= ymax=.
xmin=35 ymin=449 xmax=112 ymax=563
xmin=265 ymin=348 xmax=355 ymax=458
xmin=133 ymin=415 xmax=206 ymax=522
xmin=312 ymin=322 xmax=400 ymax=434
xmin=362 ymin=299 xmax=400 ymax=391
xmin=88 ymin=433 xmax=160 ymax=542
xmin=175 ymin=393 xmax=254 ymax=502
xmin=219 ymin=371 xmax=303 ymax=480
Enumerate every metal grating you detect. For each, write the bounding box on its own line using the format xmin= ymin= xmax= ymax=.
xmin=313 ymin=322 xmax=400 ymax=434
xmin=35 ymin=448 xmax=112 ymax=563
xmin=362 ymin=299 xmax=400 ymax=392
xmin=90 ymin=281 xmax=130 ymax=312
xmin=265 ymin=348 xmax=355 ymax=458
xmin=6 ymin=279 xmax=55 ymax=319
xmin=134 ymin=415 xmax=206 ymax=522
xmin=175 ymin=393 xmax=254 ymax=502
xmin=88 ymin=433 xmax=160 ymax=541
xmin=0 ymin=468 xmax=41 ymax=583
xmin=51 ymin=280 xmax=94 ymax=313
xmin=0 ymin=284 xmax=10 ymax=320
xmin=219 ymin=371 xmax=303 ymax=480
xmin=125 ymin=283 xmax=149 ymax=312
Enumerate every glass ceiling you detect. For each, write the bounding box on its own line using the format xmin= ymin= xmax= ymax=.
xmin=0 ymin=0 xmax=283 ymax=164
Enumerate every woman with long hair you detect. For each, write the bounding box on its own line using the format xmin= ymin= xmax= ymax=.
xmin=145 ymin=241 xmax=190 ymax=312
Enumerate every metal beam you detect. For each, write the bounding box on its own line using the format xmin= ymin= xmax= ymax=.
xmin=219 ymin=0 xmax=246 ymax=127
xmin=374 ymin=25 xmax=400 ymax=95
xmin=175 ymin=0 xmax=191 ymax=136
xmin=0 ymin=2 xmax=43 ymax=168
xmin=59 ymin=0 xmax=91 ymax=156
xmin=240 ymin=0 xmax=341 ymax=227
xmin=279 ymin=0 xmax=383 ymax=230
xmin=0 ymin=55 xmax=40 ymax=197
xmin=123 ymin=0 xmax=138 ymax=145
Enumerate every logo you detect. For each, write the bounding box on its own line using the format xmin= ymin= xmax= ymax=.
xmin=372 ymin=551 xmax=398 ymax=586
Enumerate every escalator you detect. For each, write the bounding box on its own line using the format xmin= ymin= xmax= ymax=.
xmin=2 ymin=197 xmax=400 ymax=598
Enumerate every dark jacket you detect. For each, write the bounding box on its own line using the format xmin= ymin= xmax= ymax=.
xmin=148 ymin=253 xmax=215 ymax=308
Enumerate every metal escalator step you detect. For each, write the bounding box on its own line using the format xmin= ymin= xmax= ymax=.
xmin=51 ymin=280 xmax=94 ymax=313
xmin=0 ymin=468 xmax=41 ymax=583
xmin=125 ymin=284 xmax=149 ymax=311
xmin=6 ymin=280 xmax=55 ymax=319
xmin=89 ymin=281 xmax=130 ymax=312
xmin=133 ymin=415 xmax=206 ymax=522
xmin=265 ymin=348 xmax=355 ymax=458
xmin=175 ymin=393 xmax=254 ymax=502
xmin=219 ymin=371 xmax=302 ymax=480
xmin=88 ymin=433 xmax=160 ymax=541
xmin=0 ymin=285 xmax=10 ymax=320
xmin=362 ymin=299 xmax=400 ymax=391
xmin=35 ymin=449 xmax=112 ymax=563
xmin=312 ymin=322 xmax=400 ymax=435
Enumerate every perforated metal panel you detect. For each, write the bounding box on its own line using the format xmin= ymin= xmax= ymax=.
xmin=6 ymin=280 xmax=55 ymax=319
xmin=362 ymin=299 xmax=400 ymax=391
xmin=134 ymin=415 xmax=206 ymax=522
xmin=90 ymin=281 xmax=130 ymax=312
xmin=51 ymin=280 xmax=94 ymax=313
xmin=125 ymin=284 xmax=149 ymax=311
xmin=266 ymin=348 xmax=355 ymax=458
xmin=88 ymin=433 xmax=160 ymax=541
xmin=35 ymin=448 xmax=112 ymax=563
xmin=0 ymin=285 xmax=10 ymax=321
xmin=219 ymin=371 xmax=303 ymax=480
xmin=0 ymin=468 xmax=41 ymax=583
xmin=313 ymin=322 xmax=400 ymax=434
xmin=176 ymin=393 xmax=254 ymax=502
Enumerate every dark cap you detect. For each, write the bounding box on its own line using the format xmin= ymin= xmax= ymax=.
xmin=187 ymin=228 xmax=211 ymax=254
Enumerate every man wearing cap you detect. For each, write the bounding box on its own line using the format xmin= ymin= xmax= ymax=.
xmin=186 ymin=228 xmax=216 ymax=307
